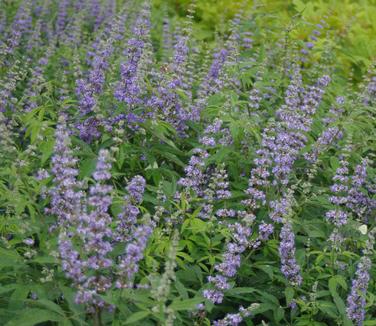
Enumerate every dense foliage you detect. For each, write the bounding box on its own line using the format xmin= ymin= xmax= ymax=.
xmin=0 ymin=0 xmax=376 ymax=325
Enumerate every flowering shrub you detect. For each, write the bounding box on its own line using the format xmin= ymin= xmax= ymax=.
xmin=0 ymin=1 xmax=375 ymax=326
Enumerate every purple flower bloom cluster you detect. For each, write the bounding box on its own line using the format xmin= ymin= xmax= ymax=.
xmin=199 ymin=119 xmax=233 ymax=147
xmin=213 ymin=305 xmax=255 ymax=326
xmin=48 ymin=120 xmax=84 ymax=224
xmin=325 ymin=159 xmax=349 ymax=227
xmin=76 ymin=10 xmax=128 ymax=141
xmin=114 ymin=4 xmax=150 ymax=107
xmin=23 ymin=49 xmax=54 ymax=111
xmin=204 ymin=222 xmax=254 ymax=303
xmin=115 ymin=176 xmax=146 ymax=243
xmin=67 ymin=149 xmax=114 ymax=305
xmin=49 ymin=126 xmax=151 ymax=307
xmin=363 ymin=76 xmax=376 ymax=106
xmin=272 ymin=72 xmax=330 ymax=185
xmin=304 ymin=126 xmax=343 ymax=163
xmin=244 ymin=70 xmax=330 ymax=216
xmin=305 ymin=96 xmax=345 ymax=163
xmin=0 ymin=60 xmax=28 ymax=112
xmin=242 ymin=127 xmax=273 ymax=209
xmin=117 ymin=222 xmax=154 ymax=288
xmin=0 ymin=0 xmax=32 ymax=58
xmin=194 ymin=49 xmax=229 ymax=116
xmin=178 ymin=148 xmax=209 ymax=197
xmin=346 ymin=256 xmax=371 ymax=326
xmin=300 ymin=22 xmax=324 ymax=59
xmin=249 ymin=88 xmax=262 ymax=111
xmin=200 ymin=164 xmax=232 ymax=219
xmin=269 ymin=195 xmax=292 ymax=223
xmin=346 ymin=159 xmax=375 ymax=220
xmin=279 ymin=222 xmax=302 ymax=286
xmin=55 ymin=0 xmax=70 ymax=36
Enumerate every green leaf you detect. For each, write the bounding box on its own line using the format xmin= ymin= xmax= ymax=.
xmin=364 ymin=321 xmax=376 ymax=326
xmin=285 ymin=287 xmax=295 ymax=305
xmin=318 ymin=301 xmax=339 ymax=319
xmin=27 ymin=299 xmax=66 ymax=316
xmin=329 ymin=276 xmax=346 ymax=317
xmin=273 ymin=305 xmax=285 ymax=322
xmin=0 ymin=284 xmax=17 ymax=296
xmin=125 ymin=311 xmax=150 ymax=324
xmin=189 ymin=218 xmax=207 ymax=234
xmin=226 ymin=287 xmax=257 ymax=296
xmin=169 ymin=297 xmax=202 ymax=311
xmin=8 ymin=286 xmax=30 ymax=310
xmin=60 ymin=285 xmax=85 ymax=318
xmin=174 ymin=280 xmax=189 ymax=299
xmin=79 ymin=157 xmax=97 ymax=178
xmin=5 ymin=308 xmax=63 ymax=326
xmin=0 ymin=248 xmax=23 ymax=268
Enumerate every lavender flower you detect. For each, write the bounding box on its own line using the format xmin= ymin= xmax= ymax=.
xmin=325 ymin=159 xmax=349 ymax=227
xmin=74 ymin=149 xmax=114 ymax=304
xmin=126 ymin=175 xmax=146 ymax=204
xmin=55 ymin=0 xmax=70 ymax=36
xmin=76 ymin=11 xmax=128 ymax=141
xmin=117 ymin=222 xmax=154 ymax=288
xmin=0 ymin=0 xmax=32 ymax=58
xmin=304 ymin=126 xmax=343 ymax=163
xmin=48 ymin=120 xmax=84 ymax=224
xmin=204 ymin=223 xmax=252 ymax=303
xmin=271 ymin=72 xmax=330 ymax=185
xmin=363 ymin=76 xmax=376 ymax=106
xmin=213 ymin=305 xmax=258 ymax=326
xmin=114 ymin=3 xmax=150 ymax=106
xmin=23 ymin=238 xmax=34 ymax=246
xmin=114 ymin=175 xmax=146 ymax=243
xmin=258 ymin=222 xmax=274 ymax=240
xmin=347 ymin=159 xmax=374 ymax=220
xmin=178 ymin=148 xmax=209 ymax=197
xmin=346 ymin=256 xmax=371 ymax=326
xmin=279 ymin=222 xmax=302 ymax=286
xmin=249 ymin=88 xmax=262 ymax=111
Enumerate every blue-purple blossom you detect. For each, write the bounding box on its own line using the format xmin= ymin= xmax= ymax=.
xmin=179 ymin=148 xmax=209 ymax=197
xmin=346 ymin=159 xmax=375 ymax=220
xmin=116 ymin=222 xmax=154 ymax=288
xmin=1 ymin=0 xmax=32 ymax=57
xmin=213 ymin=305 xmax=256 ymax=326
xmin=279 ymin=222 xmax=302 ymax=286
xmin=48 ymin=120 xmax=84 ymax=224
xmin=258 ymin=222 xmax=274 ymax=240
xmin=55 ymin=0 xmax=70 ymax=35
xmin=346 ymin=256 xmax=371 ymax=326
xmin=114 ymin=3 xmax=150 ymax=107
xmin=126 ymin=175 xmax=146 ymax=204
xmin=325 ymin=159 xmax=349 ymax=227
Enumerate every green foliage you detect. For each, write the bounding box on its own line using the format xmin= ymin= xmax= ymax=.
xmin=0 ymin=0 xmax=376 ymax=325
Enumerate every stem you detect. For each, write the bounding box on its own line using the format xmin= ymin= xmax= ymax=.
xmin=93 ymin=306 xmax=102 ymax=326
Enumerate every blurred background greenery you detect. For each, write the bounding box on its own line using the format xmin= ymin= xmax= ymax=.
xmin=153 ymin=0 xmax=376 ymax=82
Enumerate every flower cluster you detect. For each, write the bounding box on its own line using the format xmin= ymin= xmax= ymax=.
xmin=213 ymin=304 xmax=260 ymax=326
xmin=279 ymin=222 xmax=303 ymax=286
xmin=325 ymin=159 xmax=350 ymax=227
xmin=49 ymin=125 xmax=151 ymax=308
xmin=346 ymin=256 xmax=372 ymax=326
